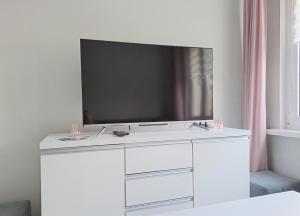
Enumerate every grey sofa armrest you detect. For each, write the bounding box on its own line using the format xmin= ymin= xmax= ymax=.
xmin=0 ymin=200 xmax=31 ymax=216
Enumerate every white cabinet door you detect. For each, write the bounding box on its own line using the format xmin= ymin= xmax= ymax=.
xmin=193 ymin=138 xmax=250 ymax=207
xmin=41 ymin=148 xmax=125 ymax=216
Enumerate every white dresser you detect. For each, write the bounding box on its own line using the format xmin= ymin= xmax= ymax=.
xmin=40 ymin=128 xmax=250 ymax=216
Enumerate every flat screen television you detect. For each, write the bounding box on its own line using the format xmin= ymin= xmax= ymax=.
xmin=81 ymin=39 xmax=213 ymax=125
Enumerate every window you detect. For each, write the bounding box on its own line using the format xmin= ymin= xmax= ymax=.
xmin=285 ymin=0 xmax=300 ymax=129
xmin=298 ymin=44 xmax=300 ymax=116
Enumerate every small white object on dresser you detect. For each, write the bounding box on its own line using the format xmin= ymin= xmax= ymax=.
xmin=40 ymin=128 xmax=250 ymax=216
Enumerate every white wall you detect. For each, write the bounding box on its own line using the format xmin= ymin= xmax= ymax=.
xmin=0 ymin=0 xmax=243 ymax=215
xmin=268 ymin=135 xmax=300 ymax=179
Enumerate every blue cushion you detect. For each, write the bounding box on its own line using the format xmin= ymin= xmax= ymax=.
xmin=250 ymin=171 xmax=300 ymax=197
xmin=0 ymin=200 xmax=31 ymax=216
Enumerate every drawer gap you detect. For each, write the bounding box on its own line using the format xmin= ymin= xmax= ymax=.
xmin=126 ymin=168 xmax=193 ymax=180
xmin=126 ymin=196 xmax=193 ymax=211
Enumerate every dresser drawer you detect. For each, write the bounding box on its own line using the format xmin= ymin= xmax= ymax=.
xmin=125 ymin=142 xmax=192 ymax=174
xmin=126 ymin=198 xmax=193 ymax=216
xmin=126 ymin=171 xmax=193 ymax=206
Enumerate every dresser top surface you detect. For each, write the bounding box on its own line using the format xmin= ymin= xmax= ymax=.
xmin=40 ymin=128 xmax=250 ymax=150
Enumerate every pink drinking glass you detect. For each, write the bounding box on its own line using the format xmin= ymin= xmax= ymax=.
xmin=71 ymin=123 xmax=82 ymax=136
xmin=214 ymin=118 xmax=224 ymax=129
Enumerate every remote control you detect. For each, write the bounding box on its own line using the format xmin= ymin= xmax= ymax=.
xmin=113 ymin=131 xmax=130 ymax=137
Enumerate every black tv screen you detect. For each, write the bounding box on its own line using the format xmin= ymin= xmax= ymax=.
xmin=81 ymin=39 xmax=213 ymax=125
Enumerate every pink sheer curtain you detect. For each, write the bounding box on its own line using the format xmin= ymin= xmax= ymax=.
xmin=243 ymin=0 xmax=268 ymax=171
